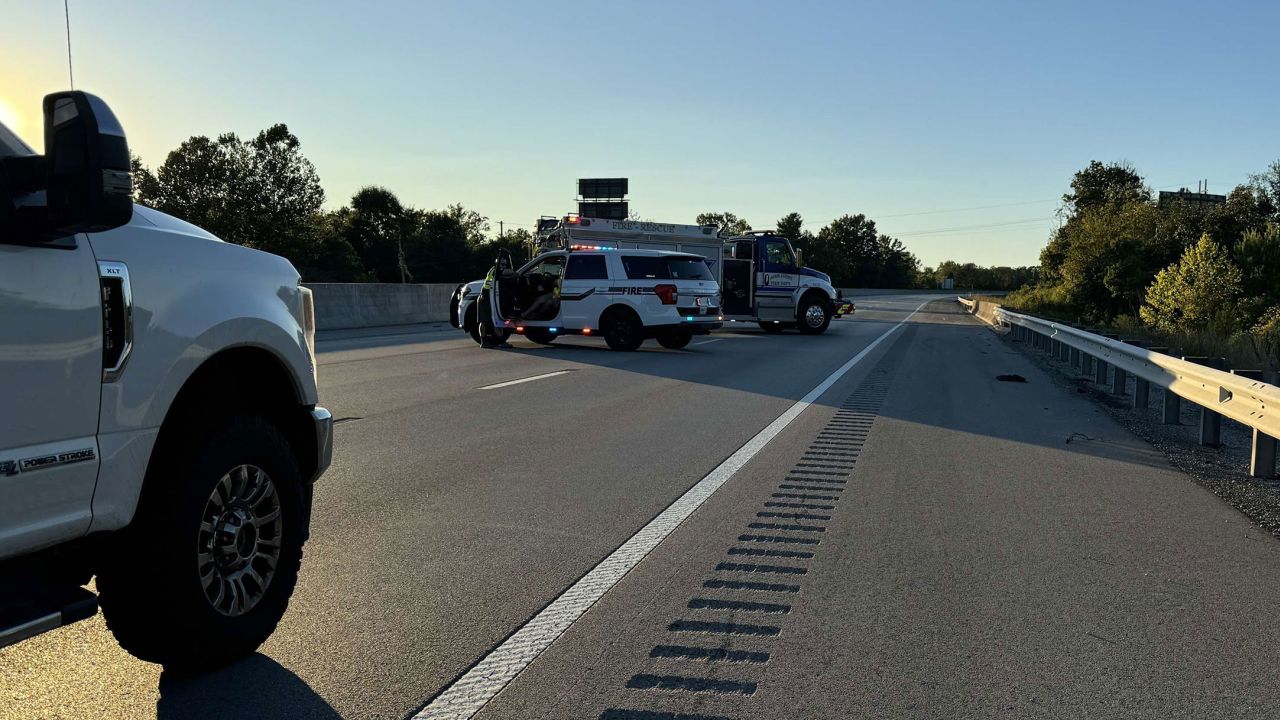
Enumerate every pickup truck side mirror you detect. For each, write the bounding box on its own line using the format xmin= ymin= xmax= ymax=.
xmin=42 ymin=91 xmax=133 ymax=236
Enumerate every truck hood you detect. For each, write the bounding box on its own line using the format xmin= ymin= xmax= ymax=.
xmin=799 ymin=266 xmax=831 ymax=283
xmin=131 ymin=205 xmax=223 ymax=243
xmin=115 ymin=204 xmax=299 ymax=283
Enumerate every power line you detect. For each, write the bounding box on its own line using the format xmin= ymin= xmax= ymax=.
xmin=878 ymin=180 xmax=1249 ymax=239
xmin=877 ymin=198 xmax=1058 ymax=219
xmin=872 ymin=181 xmax=1230 ymax=222
xmin=894 ymin=217 xmax=1054 ymax=238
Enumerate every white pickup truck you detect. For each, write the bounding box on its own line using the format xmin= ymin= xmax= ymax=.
xmin=0 ymin=91 xmax=332 ymax=669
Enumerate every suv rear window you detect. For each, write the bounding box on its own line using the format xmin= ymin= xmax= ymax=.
xmin=667 ymin=257 xmax=714 ymax=280
xmin=565 ymin=254 xmax=609 ymax=280
xmin=622 ymin=255 xmax=713 ymax=281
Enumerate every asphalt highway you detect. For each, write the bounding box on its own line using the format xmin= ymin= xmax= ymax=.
xmin=4 ymin=296 xmax=1280 ymax=720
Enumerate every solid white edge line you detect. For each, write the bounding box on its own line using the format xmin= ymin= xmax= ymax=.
xmin=477 ymin=370 xmax=572 ymax=390
xmin=414 ymin=300 xmax=931 ymax=719
xmin=693 ymin=338 xmax=723 ymax=345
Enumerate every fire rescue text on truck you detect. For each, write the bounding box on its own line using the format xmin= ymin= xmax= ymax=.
xmin=532 ymin=217 xmax=853 ymax=334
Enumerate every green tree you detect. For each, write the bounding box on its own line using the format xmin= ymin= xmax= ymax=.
xmin=1202 ymin=184 xmax=1273 ymax=245
xmin=446 ymin=203 xmax=490 ymax=247
xmin=239 ymin=125 xmax=326 ymax=261
xmin=1054 ymin=201 xmax=1173 ymax=319
xmin=791 ymin=230 xmax=841 ymax=282
xmin=1062 ymin=160 xmax=1150 ymax=215
xmin=696 ymin=212 xmax=751 ymax=236
xmin=294 ymin=213 xmax=367 ymax=282
xmin=1250 ymin=304 xmax=1280 ymax=371
xmin=129 ymin=153 xmax=156 ymax=204
xmin=1041 ymin=161 xmax=1155 ymax=296
xmin=1140 ymin=234 xmax=1244 ymax=333
xmin=1249 ymin=160 xmax=1280 ymax=222
xmin=816 ymin=214 xmax=881 ymax=287
xmin=134 ymin=132 xmax=250 ymax=241
xmin=1236 ymin=223 xmax=1280 ymax=316
xmin=332 ymin=186 xmax=414 ymax=282
xmin=134 ymin=124 xmax=326 ymax=271
xmin=775 ymin=212 xmax=804 ymax=243
xmin=406 ymin=209 xmax=473 ymax=283
xmin=487 ymin=227 xmax=533 ymax=266
xmin=873 ymin=234 xmax=919 ymax=288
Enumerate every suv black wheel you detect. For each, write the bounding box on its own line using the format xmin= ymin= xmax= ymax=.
xmin=524 ymin=328 xmax=557 ymax=345
xmin=797 ymin=295 xmax=832 ymax=335
xmin=465 ymin=305 xmax=483 ymax=344
xmin=466 ymin=305 xmax=510 ymax=345
xmin=97 ymin=416 xmax=305 ymax=669
xmin=657 ymin=330 xmax=693 ymax=349
xmin=603 ymin=308 xmax=644 ymax=351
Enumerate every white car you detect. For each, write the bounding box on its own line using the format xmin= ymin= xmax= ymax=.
xmin=452 ymin=248 xmax=722 ymax=350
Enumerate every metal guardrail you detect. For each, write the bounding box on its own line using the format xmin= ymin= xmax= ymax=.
xmin=957 ymin=296 xmax=975 ymax=310
xmin=991 ymin=306 xmax=1278 ymax=479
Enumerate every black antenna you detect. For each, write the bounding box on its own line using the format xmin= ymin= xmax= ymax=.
xmin=64 ymin=0 xmax=74 ymax=89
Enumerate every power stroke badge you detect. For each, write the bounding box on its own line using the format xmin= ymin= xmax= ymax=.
xmin=3 ymin=448 xmax=96 ymax=476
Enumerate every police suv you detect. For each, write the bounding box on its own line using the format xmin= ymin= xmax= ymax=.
xmin=452 ymin=246 xmax=722 ymax=350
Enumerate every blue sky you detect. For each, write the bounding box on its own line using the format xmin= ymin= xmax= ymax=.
xmin=4 ymin=0 xmax=1275 ymax=266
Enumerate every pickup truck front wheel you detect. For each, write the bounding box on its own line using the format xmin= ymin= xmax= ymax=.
xmin=97 ymin=416 xmax=305 ymax=669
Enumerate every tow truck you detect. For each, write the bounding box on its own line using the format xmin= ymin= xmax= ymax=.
xmin=533 ymin=216 xmax=853 ymax=334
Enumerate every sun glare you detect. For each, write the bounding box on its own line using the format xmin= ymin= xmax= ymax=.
xmin=0 ymin=98 xmax=23 ymax=135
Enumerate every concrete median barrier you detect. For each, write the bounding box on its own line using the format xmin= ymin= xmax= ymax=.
xmin=304 ymin=282 xmax=459 ymax=330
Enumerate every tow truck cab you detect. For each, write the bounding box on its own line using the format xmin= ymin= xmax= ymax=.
xmin=721 ymin=231 xmax=854 ymax=333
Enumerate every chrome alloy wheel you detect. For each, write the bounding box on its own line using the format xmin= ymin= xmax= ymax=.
xmin=197 ymin=464 xmax=283 ymax=617
xmin=804 ymin=303 xmax=827 ymax=328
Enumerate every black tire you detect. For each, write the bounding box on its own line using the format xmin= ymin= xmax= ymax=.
xmin=657 ymin=330 xmax=693 ymax=349
xmin=465 ymin=304 xmax=483 ymax=345
xmin=796 ymin=295 xmax=832 ymax=335
xmin=759 ymin=321 xmax=788 ymax=333
xmin=524 ymin=328 xmax=557 ymax=345
xmin=97 ymin=416 xmax=305 ymax=670
xmin=466 ymin=304 xmax=510 ymax=345
xmin=602 ymin=308 xmax=644 ymax=351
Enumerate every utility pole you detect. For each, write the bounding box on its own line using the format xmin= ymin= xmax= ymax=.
xmin=499 ymin=221 xmax=504 ymax=240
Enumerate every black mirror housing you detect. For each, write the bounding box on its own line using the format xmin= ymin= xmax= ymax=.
xmin=42 ymin=91 xmax=133 ymax=235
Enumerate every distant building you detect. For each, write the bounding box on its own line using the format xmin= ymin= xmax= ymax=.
xmin=1158 ymin=188 xmax=1226 ymax=209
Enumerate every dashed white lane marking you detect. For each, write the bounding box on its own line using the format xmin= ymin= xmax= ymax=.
xmin=476 ymin=370 xmax=571 ymax=390
xmin=693 ymin=338 xmax=723 ymax=345
xmin=413 ymin=301 xmax=930 ymax=719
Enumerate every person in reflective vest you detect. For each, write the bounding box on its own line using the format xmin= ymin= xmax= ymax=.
xmin=478 ymin=264 xmax=510 ymax=348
